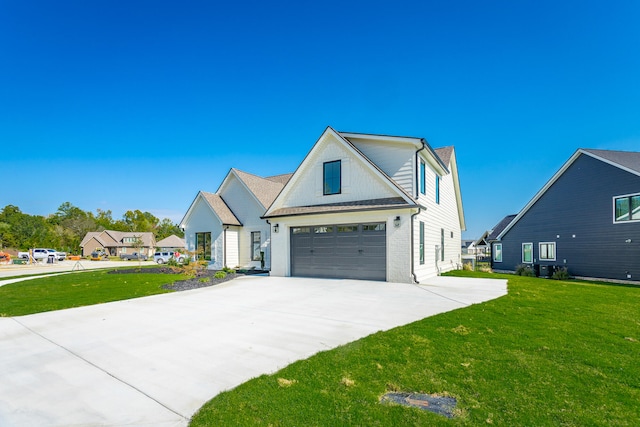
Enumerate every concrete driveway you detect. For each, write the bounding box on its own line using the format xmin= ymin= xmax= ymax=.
xmin=0 ymin=275 xmax=507 ymax=426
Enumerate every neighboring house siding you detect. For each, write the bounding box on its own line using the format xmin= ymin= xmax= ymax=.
xmin=82 ymin=237 xmax=103 ymax=256
xmin=499 ymin=154 xmax=640 ymax=281
xmin=350 ymin=139 xmax=415 ymax=196
xmin=183 ymin=197 xmax=224 ymax=270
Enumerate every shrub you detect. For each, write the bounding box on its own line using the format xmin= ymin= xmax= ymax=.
xmin=214 ymin=271 xmax=227 ymax=279
xmin=552 ymin=267 xmax=570 ymax=280
xmin=199 ymin=277 xmax=210 ymax=283
xmin=515 ymin=264 xmax=535 ymax=276
xmin=463 ymin=262 xmax=473 ymax=271
xmin=222 ymin=266 xmax=235 ymax=274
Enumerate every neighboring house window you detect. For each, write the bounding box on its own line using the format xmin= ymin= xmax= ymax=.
xmin=251 ymin=231 xmax=261 ymax=261
xmin=440 ymin=228 xmax=445 ymax=261
xmin=419 ymin=160 xmax=426 ymax=195
xmin=522 ymin=243 xmax=533 ymax=263
xmin=435 ymin=175 xmax=440 ymax=204
xmin=323 ymin=160 xmax=341 ymax=195
xmin=419 ymin=221 xmax=425 ymax=264
xmin=196 ymin=232 xmax=211 ymax=260
xmin=539 ymin=242 xmax=556 ymax=261
xmin=493 ymin=243 xmax=502 ymax=262
xmin=614 ymin=193 xmax=640 ymax=222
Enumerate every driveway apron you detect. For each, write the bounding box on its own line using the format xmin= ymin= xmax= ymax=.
xmin=0 ymin=275 xmax=507 ymax=426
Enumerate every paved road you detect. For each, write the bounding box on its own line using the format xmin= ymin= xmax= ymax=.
xmin=0 ymin=275 xmax=507 ymax=426
xmin=0 ymin=260 xmax=157 ymax=286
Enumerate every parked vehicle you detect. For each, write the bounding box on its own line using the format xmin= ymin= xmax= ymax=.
xmin=154 ymin=251 xmax=186 ymax=264
xmin=18 ymin=248 xmax=63 ymax=261
xmin=120 ymin=252 xmax=149 ymax=261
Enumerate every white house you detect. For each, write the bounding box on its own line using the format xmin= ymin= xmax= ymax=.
xmin=263 ymin=127 xmax=465 ymax=283
xmin=180 ymin=169 xmax=292 ymax=270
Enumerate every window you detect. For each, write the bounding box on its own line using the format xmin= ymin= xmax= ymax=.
xmin=435 ymin=175 xmax=440 ymax=204
xmin=292 ymin=227 xmax=310 ymax=234
xmin=314 ymin=226 xmax=333 ymax=233
xmin=614 ymin=193 xmax=640 ymax=222
xmin=337 ymin=225 xmax=358 ymax=233
xmin=363 ymin=223 xmax=385 ymax=231
xmin=441 ymin=228 xmax=445 ymax=261
xmin=251 ymin=232 xmax=261 ymax=261
xmin=323 ymin=160 xmax=341 ymax=195
xmin=522 ymin=243 xmax=533 ymax=263
xmin=539 ymin=242 xmax=556 ymax=261
xmin=196 ymin=232 xmax=211 ymax=260
xmin=493 ymin=243 xmax=502 ymax=262
xmin=419 ymin=222 xmax=425 ymax=264
xmin=419 ymin=160 xmax=426 ymax=195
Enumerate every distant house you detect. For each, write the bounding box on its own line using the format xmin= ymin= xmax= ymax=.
xmin=180 ymin=169 xmax=292 ymax=271
xmin=491 ymin=149 xmax=640 ymax=282
xmin=461 ymin=240 xmax=475 ymax=254
xmin=156 ymin=235 xmax=186 ymax=251
xmin=80 ymin=230 xmax=156 ymax=257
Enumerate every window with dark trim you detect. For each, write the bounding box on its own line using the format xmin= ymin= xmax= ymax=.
xmin=323 ymin=160 xmax=341 ymax=195
xmin=493 ymin=243 xmax=502 ymax=262
xmin=539 ymin=242 xmax=556 ymax=261
xmin=614 ymin=194 xmax=640 ymax=222
xmin=196 ymin=232 xmax=211 ymax=260
xmin=435 ymin=175 xmax=440 ymax=204
xmin=419 ymin=221 xmax=425 ymax=264
xmin=419 ymin=160 xmax=426 ymax=195
xmin=251 ymin=231 xmax=261 ymax=261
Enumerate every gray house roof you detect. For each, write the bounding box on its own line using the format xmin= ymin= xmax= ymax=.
xmin=582 ymin=149 xmax=640 ymax=176
xmin=487 ymin=214 xmax=517 ymax=241
xmin=232 ymin=168 xmax=291 ymax=209
xmin=200 ymin=192 xmax=242 ymax=226
xmin=80 ymin=230 xmax=155 ymax=248
xmin=156 ymin=234 xmax=186 ymax=249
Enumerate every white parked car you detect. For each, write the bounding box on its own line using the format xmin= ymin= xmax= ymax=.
xmin=153 ymin=251 xmax=186 ymax=264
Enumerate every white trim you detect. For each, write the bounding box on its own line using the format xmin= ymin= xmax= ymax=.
xmin=582 ymin=151 xmax=640 ymax=178
xmin=538 ymin=242 xmax=556 ymax=261
xmin=612 ymin=192 xmax=640 ymax=224
xmin=522 ymin=242 xmax=533 ymax=264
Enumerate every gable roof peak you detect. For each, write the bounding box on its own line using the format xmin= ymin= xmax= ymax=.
xmin=580 ymin=148 xmax=640 ymax=175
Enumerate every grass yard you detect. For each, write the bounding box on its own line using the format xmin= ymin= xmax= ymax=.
xmin=0 ymin=268 xmax=182 ymax=316
xmin=190 ymin=271 xmax=640 ymax=426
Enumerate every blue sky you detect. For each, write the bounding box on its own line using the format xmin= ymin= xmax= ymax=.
xmin=1 ymin=0 xmax=639 ymax=238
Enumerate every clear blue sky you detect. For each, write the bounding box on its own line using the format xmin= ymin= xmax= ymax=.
xmin=1 ymin=1 xmax=639 ymax=239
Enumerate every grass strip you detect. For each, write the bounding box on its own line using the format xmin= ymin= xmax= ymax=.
xmin=0 ymin=268 xmax=182 ymax=316
xmin=190 ymin=271 xmax=640 ymax=426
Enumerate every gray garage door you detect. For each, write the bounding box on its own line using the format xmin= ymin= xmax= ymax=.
xmin=290 ymin=223 xmax=386 ymax=281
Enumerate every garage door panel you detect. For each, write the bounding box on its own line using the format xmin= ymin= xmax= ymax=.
xmin=291 ymin=222 xmax=386 ymax=281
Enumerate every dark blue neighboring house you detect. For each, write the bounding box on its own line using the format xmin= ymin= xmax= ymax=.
xmin=490 ymin=149 xmax=640 ymax=282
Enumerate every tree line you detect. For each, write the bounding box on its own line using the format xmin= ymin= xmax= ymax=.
xmin=0 ymin=202 xmax=184 ymax=253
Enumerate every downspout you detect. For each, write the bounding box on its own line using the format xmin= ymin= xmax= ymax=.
xmin=410 ymin=208 xmax=421 ymax=284
xmin=223 ymin=225 xmax=229 ymax=268
xmin=411 ymin=141 xmax=428 ymax=284
xmin=265 ymin=219 xmax=271 ymax=271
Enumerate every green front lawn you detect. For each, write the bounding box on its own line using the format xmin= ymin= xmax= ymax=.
xmin=190 ymin=272 xmax=640 ymax=426
xmin=0 ymin=268 xmax=182 ymax=316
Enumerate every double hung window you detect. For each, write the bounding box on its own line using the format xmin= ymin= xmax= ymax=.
xmin=522 ymin=242 xmax=533 ymax=263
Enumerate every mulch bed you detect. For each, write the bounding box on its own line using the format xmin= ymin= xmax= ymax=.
xmin=108 ymin=267 xmax=267 ymax=291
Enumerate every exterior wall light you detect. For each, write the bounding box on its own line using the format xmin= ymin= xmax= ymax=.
xmin=394 ymin=216 xmax=401 ymax=228
xmin=273 ymin=224 xmax=279 ymax=233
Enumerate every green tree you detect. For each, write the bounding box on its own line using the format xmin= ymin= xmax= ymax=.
xmin=156 ymin=218 xmax=184 ymax=241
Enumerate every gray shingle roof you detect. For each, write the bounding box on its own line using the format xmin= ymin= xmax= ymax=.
xmin=487 ymin=214 xmax=517 ymax=241
xmin=264 ymin=197 xmax=417 ymax=218
xmin=200 ymin=192 xmax=242 ymax=226
xmin=435 ymin=146 xmax=454 ymax=166
xmin=582 ymin=149 xmax=640 ymax=175
xmin=156 ymin=234 xmax=186 ymax=248
xmin=232 ymin=169 xmax=290 ymax=209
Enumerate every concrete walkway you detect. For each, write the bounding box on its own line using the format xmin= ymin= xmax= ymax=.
xmin=0 ymin=275 xmax=507 ymax=426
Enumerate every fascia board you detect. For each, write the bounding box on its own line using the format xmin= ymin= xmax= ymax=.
xmin=496 ymin=149 xmax=584 ymax=240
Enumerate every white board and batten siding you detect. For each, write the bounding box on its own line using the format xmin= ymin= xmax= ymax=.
xmin=183 ymin=196 xmax=225 ymax=270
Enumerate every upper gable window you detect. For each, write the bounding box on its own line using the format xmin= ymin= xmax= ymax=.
xmin=614 ymin=193 xmax=640 ymax=222
xmin=419 ymin=160 xmax=426 ymax=195
xmin=323 ymin=160 xmax=341 ymax=195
